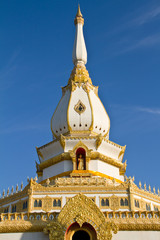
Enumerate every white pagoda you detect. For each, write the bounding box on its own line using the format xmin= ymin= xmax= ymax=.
xmin=0 ymin=6 xmax=160 ymax=240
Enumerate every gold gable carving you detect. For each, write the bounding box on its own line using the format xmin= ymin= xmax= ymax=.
xmin=58 ymin=193 xmax=118 ymax=240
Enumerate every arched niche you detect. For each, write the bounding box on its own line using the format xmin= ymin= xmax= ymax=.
xmin=66 ymin=222 xmax=97 ymax=240
xmin=69 ymin=141 xmax=92 ymax=170
xmin=76 ymin=148 xmax=86 ymax=170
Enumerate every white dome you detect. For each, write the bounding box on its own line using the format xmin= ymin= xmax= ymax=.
xmin=51 ymin=70 xmax=110 ymax=138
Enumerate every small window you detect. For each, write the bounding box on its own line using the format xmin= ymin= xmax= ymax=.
xmin=4 ymin=208 xmax=9 ymax=213
xmin=134 ymin=200 xmax=140 ymax=208
xmin=105 ymin=199 xmax=109 ymax=206
xmin=38 ymin=200 xmax=42 ymax=207
xmin=11 ymin=205 xmax=16 ymax=213
xmin=146 ymin=203 xmax=151 ymax=211
xmin=53 ymin=199 xmax=57 ymax=207
xmin=125 ymin=198 xmax=128 ymax=206
xmin=101 ymin=198 xmax=109 ymax=207
xmin=57 ymin=199 xmax=61 ymax=207
xmin=120 ymin=198 xmax=128 ymax=206
xmin=34 ymin=200 xmax=38 ymax=207
xmin=120 ymin=198 xmax=124 ymax=206
xmin=101 ymin=199 xmax=105 ymax=206
xmin=154 ymin=206 xmax=159 ymax=211
xmin=23 ymin=201 xmax=28 ymax=209
xmin=53 ymin=199 xmax=61 ymax=207
xmin=34 ymin=200 xmax=42 ymax=208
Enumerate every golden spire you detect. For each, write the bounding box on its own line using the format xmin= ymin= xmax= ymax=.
xmin=76 ymin=4 xmax=83 ymax=17
xmin=74 ymin=4 xmax=84 ymax=25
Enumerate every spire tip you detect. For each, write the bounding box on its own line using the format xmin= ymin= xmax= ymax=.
xmin=76 ymin=4 xmax=83 ymax=17
xmin=74 ymin=4 xmax=84 ymax=25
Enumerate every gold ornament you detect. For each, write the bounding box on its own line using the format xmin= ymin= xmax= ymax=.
xmin=59 ymin=134 xmax=65 ymax=149
xmin=42 ymin=196 xmax=52 ymax=212
xmin=96 ymin=134 xmax=103 ymax=149
xmin=44 ymin=219 xmax=65 ymax=240
xmin=110 ymin=195 xmax=120 ymax=211
xmin=58 ymin=193 xmax=118 ymax=240
xmin=74 ymin=100 xmax=86 ymax=115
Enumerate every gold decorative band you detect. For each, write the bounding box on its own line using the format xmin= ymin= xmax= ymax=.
xmin=40 ymin=170 xmax=123 ymax=184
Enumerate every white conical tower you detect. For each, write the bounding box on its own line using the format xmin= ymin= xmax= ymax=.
xmin=72 ymin=5 xmax=87 ymax=66
xmin=50 ymin=6 xmax=110 ymax=138
xmin=37 ymin=6 xmax=126 ymax=184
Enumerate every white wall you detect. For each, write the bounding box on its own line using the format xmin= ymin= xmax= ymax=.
xmin=0 ymin=232 xmax=49 ymax=240
xmin=1 ymin=229 xmax=159 ymax=240
xmin=43 ymin=160 xmax=73 ymax=180
xmin=112 ymin=231 xmax=160 ymax=240
xmin=89 ymin=160 xmax=123 ymax=181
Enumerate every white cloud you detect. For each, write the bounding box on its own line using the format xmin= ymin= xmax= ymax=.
xmin=136 ymin=107 xmax=160 ymax=115
xmin=116 ymin=34 xmax=160 ymax=54
xmin=112 ymin=104 xmax=160 ymax=115
xmin=131 ymin=6 xmax=160 ymax=26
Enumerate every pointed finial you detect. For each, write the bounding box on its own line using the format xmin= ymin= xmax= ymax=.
xmin=144 ymin=183 xmax=147 ymax=190
xmin=7 ymin=188 xmax=9 ymax=196
xmin=139 ymin=181 xmax=142 ymax=189
xmin=46 ymin=178 xmax=50 ymax=186
xmin=11 ymin=186 xmax=14 ymax=194
xmin=21 ymin=182 xmax=23 ymax=191
xmin=153 ymin=187 xmax=156 ymax=194
xmin=3 ymin=189 xmax=5 ymax=198
xmin=149 ymin=185 xmax=151 ymax=192
xmin=16 ymin=184 xmax=18 ymax=193
xmin=74 ymin=5 xmax=84 ymax=25
xmin=34 ymin=176 xmax=38 ymax=182
xmin=76 ymin=4 xmax=83 ymax=17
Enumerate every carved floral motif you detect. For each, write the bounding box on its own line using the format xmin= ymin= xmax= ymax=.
xmin=44 ymin=220 xmax=65 ymax=240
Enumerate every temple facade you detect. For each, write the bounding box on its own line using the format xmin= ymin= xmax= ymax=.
xmin=0 ymin=6 xmax=160 ymax=240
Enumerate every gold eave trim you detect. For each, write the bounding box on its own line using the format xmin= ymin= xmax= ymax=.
xmin=37 ymin=135 xmax=125 ymax=151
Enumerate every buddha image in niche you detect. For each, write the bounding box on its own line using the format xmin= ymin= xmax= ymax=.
xmin=77 ymin=154 xmax=85 ymax=170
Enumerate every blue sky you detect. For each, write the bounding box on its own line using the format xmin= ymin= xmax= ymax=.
xmin=0 ymin=0 xmax=160 ymax=195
